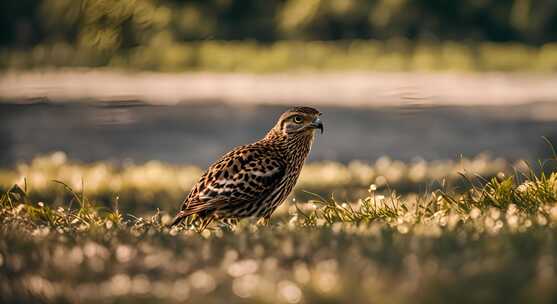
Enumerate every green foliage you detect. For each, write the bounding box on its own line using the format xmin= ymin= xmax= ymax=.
xmin=0 ymin=180 xmax=123 ymax=233
xmin=2 ymin=40 xmax=557 ymax=72
xmin=2 ymin=0 xmax=557 ymax=47
xmin=2 ymin=0 xmax=557 ymax=72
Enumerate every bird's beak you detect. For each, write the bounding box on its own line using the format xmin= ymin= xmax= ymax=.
xmin=310 ymin=117 xmax=324 ymax=134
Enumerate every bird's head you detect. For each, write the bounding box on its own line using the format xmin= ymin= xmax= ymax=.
xmin=271 ymin=106 xmax=323 ymax=137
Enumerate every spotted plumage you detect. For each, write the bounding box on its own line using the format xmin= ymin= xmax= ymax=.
xmin=170 ymin=106 xmax=323 ymax=229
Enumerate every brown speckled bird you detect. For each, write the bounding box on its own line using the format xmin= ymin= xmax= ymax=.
xmin=171 ymin=106 xmax=323 ymax=229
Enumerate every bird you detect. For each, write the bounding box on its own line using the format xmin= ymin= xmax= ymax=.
xmin=170 ymin=106 xmax=323 ymax=230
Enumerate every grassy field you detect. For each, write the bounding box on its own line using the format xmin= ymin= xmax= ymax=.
xmin=2 ymin=153 xmax=557 ymax=303
xmin=2 ymin=41 xmax=557 ymax=72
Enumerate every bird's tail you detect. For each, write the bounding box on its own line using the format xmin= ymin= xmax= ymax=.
xmin=169 ymin=210 xmax=215 ymax=232
xmin=169 ymin=198 xmax=219 ymax=228
xmin=168 ymin=210 xmax=194 ymax=227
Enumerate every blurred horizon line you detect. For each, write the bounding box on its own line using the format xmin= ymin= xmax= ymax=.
xmin=1 ymin=69 xmax=557 ymax=108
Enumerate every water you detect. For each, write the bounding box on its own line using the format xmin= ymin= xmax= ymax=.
xmin=1 ymin=101 xmax=556 ymax=167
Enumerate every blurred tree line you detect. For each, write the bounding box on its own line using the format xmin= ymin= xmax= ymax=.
xmin=2 ymin=0 xmax=556 ymax=50
xmin=1 ymin=0 xmax=556 ymax=72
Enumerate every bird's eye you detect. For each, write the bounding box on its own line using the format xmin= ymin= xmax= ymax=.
xmin=293 ymin=115 xmax=304 ymax=124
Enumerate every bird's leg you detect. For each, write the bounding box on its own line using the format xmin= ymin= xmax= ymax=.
xmin=217 ymin=218 xmax=238 ymax=231
xmin=258 ymin=216 xmax=272 ymax=227
xmin=198 ymin=216 xmax=214 ymax=232
xmin=185 ymin=215 xmax=194 ymax=227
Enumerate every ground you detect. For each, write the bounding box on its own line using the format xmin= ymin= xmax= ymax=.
xmin=2 ymin=153 xmax=557 ymax=303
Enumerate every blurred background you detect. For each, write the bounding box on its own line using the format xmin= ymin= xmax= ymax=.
xmin=5 ymin=3 xmax=557 ymax=303
xmin=1 ymin=0 xmax=557 ymax=168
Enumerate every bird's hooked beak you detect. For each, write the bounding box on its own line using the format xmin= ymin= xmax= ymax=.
xmin=309 ymin=117 xmax=324 ymax=134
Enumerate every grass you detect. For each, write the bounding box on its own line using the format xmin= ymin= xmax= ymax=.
xmin=0 ymin=152 xmax=509 ymax=214
xmin=1 ymin=153 xmax=557 ymax=303
xmin=2 ymin=40 xmax=557 ymax=72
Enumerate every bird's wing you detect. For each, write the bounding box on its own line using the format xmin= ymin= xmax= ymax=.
xmin=172 ymin=145 xmax=286 ymax=224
